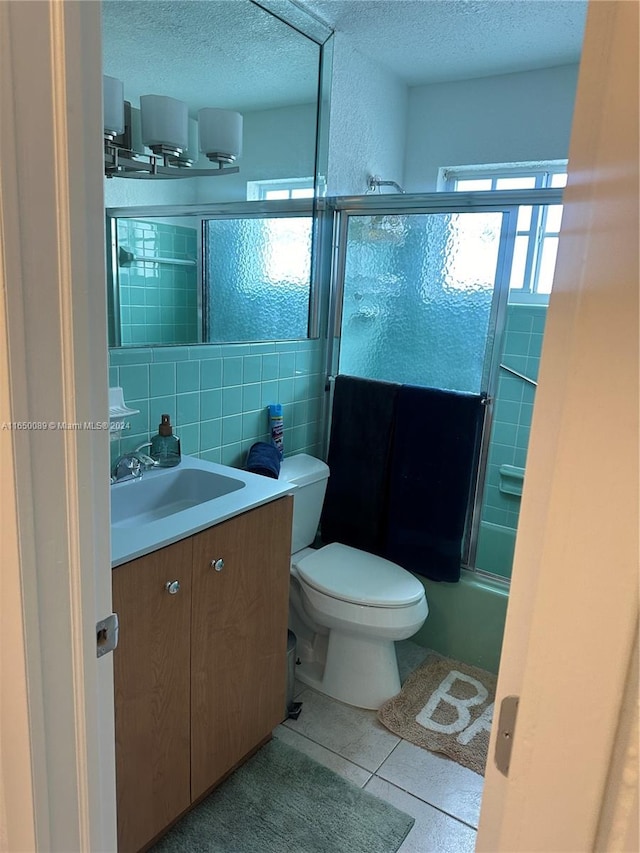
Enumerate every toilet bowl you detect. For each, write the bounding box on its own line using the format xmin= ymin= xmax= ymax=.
xmin=280 ymin=454 xmax=428 ymax=710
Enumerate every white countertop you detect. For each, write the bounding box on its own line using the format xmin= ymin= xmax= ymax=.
xmin=110 ymin=454 xmax=294 ymax=568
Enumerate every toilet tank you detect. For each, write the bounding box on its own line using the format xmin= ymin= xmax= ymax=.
xmin=279 ymin=454 xmax=330 ymax=553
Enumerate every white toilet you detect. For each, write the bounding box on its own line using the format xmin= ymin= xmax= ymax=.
xmin=280 ymin=453 xmax=428 ymax=710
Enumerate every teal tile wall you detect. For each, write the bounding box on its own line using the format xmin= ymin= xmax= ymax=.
xmin=480 ymin=303 xmax=546 ymax=535
xmin=116 ymin=220 xmax=198 ymax=346
xmin=109 ymin=339 xmax=325 ymax=469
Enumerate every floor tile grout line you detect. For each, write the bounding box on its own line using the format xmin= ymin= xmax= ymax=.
xmin=278 ymin=725 xmax=376 ymax=781
xmin=284 ymin=694 xmax=481 ymax=826
xmin=284 ymin=685 xmax=402 ymax=774
xmin=282 ymin=718 xmax=480 ymax=833
xmin=370 ymin=735 xmax=404 ymax=774
xmin=369 ymin=774 xmax=480 ymax=831
xmin=288 ymin=654 xmax=483 ymax=831
xmin=283 ymin=719 xmax=481 ymax=829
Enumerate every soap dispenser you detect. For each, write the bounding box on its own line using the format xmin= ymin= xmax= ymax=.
xmin=150 ymin=414 xmax=181 ymax=467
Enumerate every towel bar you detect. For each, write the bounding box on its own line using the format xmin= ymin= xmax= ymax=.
xmin=499 ymin=363 xmax=537 ymax=388
xmin=118 ymin=246 xmax=196 ymax=267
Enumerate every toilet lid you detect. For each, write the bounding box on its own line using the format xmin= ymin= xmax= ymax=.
xmin=295 ymin=543 xmax=425 ymax=607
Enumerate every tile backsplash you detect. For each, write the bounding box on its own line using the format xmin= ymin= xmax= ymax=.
xmin=116 ymin=220 xmax=199 ymax=346
xmin=109 ymin=339 xmax=326 ymax=469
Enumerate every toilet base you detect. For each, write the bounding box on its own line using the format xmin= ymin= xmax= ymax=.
xmin=297 ymin=630 xmax=401 ymax=710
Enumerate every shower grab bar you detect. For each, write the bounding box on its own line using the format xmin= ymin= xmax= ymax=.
xmin=500 ymin=363 xmax=538 ymax=388
xmin=118 ymin=247 xmax=196 ymax=267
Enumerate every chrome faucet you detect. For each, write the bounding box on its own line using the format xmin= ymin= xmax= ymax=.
xmin=110 ymin=443 xmax=158 ymax=484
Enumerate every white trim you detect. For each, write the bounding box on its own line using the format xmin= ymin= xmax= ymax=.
xmin=437 ymin=159 xmax=568 ymax=191
xmin=594 ymin=629 xmax=639 ymax=851
xmin=477 ymin=1 xmax=639 ymax=849
xmin=438 ymin=161 xmax=568 ymax=304
xmin=246 ymin=176 xmax=315 ymax=200
xmin=0 ymin=2 xmax=116 ymax=850
xmin=1 ymin=5 xmax=49 ymax=846
xmin=506 ymin=291 xmax=550 ymax=306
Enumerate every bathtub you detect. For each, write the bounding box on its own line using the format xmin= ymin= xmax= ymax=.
xmin=410 ymin=565 xmax=509 ymax=674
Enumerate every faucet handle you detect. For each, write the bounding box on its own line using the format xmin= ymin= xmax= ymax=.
xmin=134 ymin=442 xmax=158 ymax=469
xmin=111 ymin=454 xmax=143 ymax=482
xmin=136 ymin=451 xmax=157 ymax=469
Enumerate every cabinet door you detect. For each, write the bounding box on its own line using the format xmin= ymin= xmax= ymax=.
xmin=112 ymin=538 xmax=193 ymax=853
xmin=191 ymin=497 xmax=293 ymax=799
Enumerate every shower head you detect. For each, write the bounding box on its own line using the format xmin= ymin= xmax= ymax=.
xmin=366 ymin=175 xmax=405 ymax=194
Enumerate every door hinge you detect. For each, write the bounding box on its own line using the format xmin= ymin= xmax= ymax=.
xmin=96 ymin=613 xmax=119 ymax=658
xmin=495 ymin=694 xmax=519 ymax=777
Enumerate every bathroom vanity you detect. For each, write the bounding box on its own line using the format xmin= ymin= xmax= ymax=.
xmin=110 ymin=458 xmax=293 ymax=852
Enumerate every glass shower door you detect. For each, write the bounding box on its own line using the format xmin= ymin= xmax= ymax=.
xmin=336 ymin=208 xmax=512 ymax=393
xmin=330 ymin=201 xmax=517 ymax=569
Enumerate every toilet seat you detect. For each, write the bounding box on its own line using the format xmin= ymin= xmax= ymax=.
xmin=295 ymin=542 xmax=425 ymax=608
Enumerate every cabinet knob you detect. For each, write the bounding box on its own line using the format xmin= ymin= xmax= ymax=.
xmin=165 ymin=580 xmax=181 ymax=595
xmin=210 ymin=558 xmax=225 ymax=572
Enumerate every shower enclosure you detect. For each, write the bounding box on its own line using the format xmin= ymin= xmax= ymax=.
xmin=106 ymin=189 xmax=559 ymax=582
xmin=323 ymin=190 xmax=560 ymax=580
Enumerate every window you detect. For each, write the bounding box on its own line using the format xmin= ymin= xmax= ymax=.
xmin=246 ymin=177 xmax=315 ymax=201
xmin=439 ymin=162 xmax=567 ymax=303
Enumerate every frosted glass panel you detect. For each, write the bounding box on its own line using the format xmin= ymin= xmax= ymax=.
xmin=339 ymin=212 xmax=504 ymax=393
xmin=205 ymin=216 xmax=312 ymax=342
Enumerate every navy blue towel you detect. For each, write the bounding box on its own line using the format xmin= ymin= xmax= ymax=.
xmin=384 ymin=385 xmax=485 ymax=583
xmin=320 ymin=375 xmax=399 ymax=555
xmin=245 ymin=441 xmax=281 ymax=479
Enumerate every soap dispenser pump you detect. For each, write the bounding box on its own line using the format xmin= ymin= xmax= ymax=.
xmin=150 ymin=414 xmax=181 ymax=467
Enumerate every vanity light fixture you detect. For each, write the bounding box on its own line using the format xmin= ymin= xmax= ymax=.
xmin=169 ymin=118 xmax=200 ymax=169
xmin=103 ymin=76 xmax=241 ymax=180
xmin=140 ymin=94 xmax=188 ymax=158
xmin=198 ymin=108 xmax=243 ymax=165
xmin=103 ymin=75 xmax=125 ymax=140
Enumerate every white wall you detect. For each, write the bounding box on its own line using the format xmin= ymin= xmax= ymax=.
xmin=326 ymin=33 xmax=408 ymax=196
xmin=404 ymin=64 xmax=580 ymax=192
xmin=104 ymin=170 xmax=200 ymax=209
xmin=104 ymin=102 xmax=317 ymax=209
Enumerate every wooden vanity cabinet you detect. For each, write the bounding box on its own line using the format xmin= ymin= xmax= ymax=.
xmin=190 ymin=496 xmax=293 ymax=799
xmin=112 ymin=537 xmax=193 ymax=853
xmin=112 ymin=497 xmax=292 ymax=853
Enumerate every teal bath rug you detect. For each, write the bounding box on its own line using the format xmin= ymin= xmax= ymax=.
xmin=152 ymin=738 xmax=414 ymax=853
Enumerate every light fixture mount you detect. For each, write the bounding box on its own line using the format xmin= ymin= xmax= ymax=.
xmin=204 ymin=151 xmax=237 ymax=165
xmin=104 ymin=143 xmax=239 ymax=179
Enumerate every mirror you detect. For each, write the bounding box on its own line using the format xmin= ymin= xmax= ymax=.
xmin=106 ymin=203 xmax=315 ymax=346
xmin=102 ymin=0 xmax=326 ymax=345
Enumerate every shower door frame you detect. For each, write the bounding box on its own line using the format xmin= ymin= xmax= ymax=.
xmin=322 ymin=189 xmax=564 ymax=575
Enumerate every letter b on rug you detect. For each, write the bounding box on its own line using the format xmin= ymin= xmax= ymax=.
xmin=377 ymin=655 xmax=497 ymax=776
xmin=416 ymin=670 xmax=493 ymax=746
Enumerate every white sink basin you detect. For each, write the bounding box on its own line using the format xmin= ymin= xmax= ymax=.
xmin=110 ymin=455 xmax=295 ymax=568
xmin=111 ymin=465 xmax=245 ymax=528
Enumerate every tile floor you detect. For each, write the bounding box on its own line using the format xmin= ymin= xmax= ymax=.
xmin=273 ymin=640 xmax=483 ymax=853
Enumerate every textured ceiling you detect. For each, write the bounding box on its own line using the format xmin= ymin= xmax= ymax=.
xmin=304 ymin=0 xmax=587 ymax=84
xmin=102 ymin=0 xmax=588 ymax=113
xmin=101 ymin=0 xmax=321 ymax=113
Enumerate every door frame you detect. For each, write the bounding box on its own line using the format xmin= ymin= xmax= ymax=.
xmin=477 ymin=1 xmax=639 ymax=849
xmin=0 ymin=2 xmax=116 ymax=850
xmin=1 ymin=1 xmax=636 ymax=851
